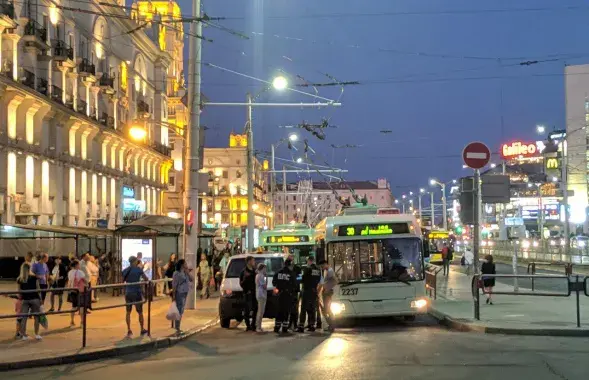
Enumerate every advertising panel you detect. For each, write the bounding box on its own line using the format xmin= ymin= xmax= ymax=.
xmin=121 ymin=238 xmax=153 ymax=279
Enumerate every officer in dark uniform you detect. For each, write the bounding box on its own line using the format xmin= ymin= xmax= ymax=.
xmin=296 ymin=256 xmax=322 ymax=332
xmin=272 ymin=259 xmax=297 ymax=333
xmin=288 ymin=254 xmax=302 ymax=331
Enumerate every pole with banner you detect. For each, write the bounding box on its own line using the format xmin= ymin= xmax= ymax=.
xmin=462 ymin=142 xmax=491 ymax=275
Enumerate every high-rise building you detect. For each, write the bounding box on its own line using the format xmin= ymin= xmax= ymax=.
xmin=0 ymin=1 xmax=191 ymax=228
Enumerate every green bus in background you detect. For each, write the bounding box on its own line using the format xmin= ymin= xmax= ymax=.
xmin=259 ymin=223 xmax=316 ymax=266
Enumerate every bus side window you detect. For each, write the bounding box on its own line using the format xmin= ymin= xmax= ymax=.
xmin=316 ymin=239 xmax=326 ymax=263
xmin=423 ymin=240 xmax=430 ymax=258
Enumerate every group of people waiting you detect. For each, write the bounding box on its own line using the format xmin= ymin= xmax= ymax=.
xmin=14 ymin=251 xmax=116 ymax=341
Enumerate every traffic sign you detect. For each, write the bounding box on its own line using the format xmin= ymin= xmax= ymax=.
xmin=463 ymin=142 xmax=491 ymax=169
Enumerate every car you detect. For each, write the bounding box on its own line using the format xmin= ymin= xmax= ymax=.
xmin=218 ymin=253 xmax=286 ymax=328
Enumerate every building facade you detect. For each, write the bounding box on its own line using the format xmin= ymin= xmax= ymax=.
xmin=274 ymin=178 xmax=394 ymax=226
xmin=0 ymin=0 xmax=189 ymax=228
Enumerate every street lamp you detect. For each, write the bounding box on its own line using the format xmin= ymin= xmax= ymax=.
xmin=430 ymin=178 xmax=448 ymax=231
xmin=296 ymin=157 xmax=303 ymax=164
xmin=272 ymin=75 xmax=288 ymax=91
xmin=129 ymin=125 xmax=147 ymax=141
xmin=288 ymin=133 xmax=298 ymax=142
xmin=536 ymin=124 xmax=546 ymax=134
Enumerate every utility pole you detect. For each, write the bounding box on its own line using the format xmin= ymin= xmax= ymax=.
xmin=430 ymin=192 xmax=435 ymax=229
xmin=270 ymin=144 xmax=275 ymax=229
xmin=563 ymin=139 xmax=570 ymax=255
xmin=185 ymin=0 xmax=202 ymax=310
xmin=441 ymin=183 xmax=448 ymax=231
xmin=418 ymin=194 xmax=422 ymax=222
xmin=246 ymin=93 xmax=255 ymax=251
xmin=473 ymin=169 xmax=481 ymax=275
xmin=283 ymin=166 xmax=287 ymax=224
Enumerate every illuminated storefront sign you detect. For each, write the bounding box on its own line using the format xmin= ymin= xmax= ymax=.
xmin=501 ymin=141 xmax=540 ymax=159
xmin=266 ymin=235 xmax=310 ymax=244
xmin=338 ymin=223 xmax=410 ymax=237
xmin=122 ymin=186 xmax=135 ymax=198
xmin=122 ymin=199 xmax=146 ymax=212
xmin=545 ymin=158 xmax=559 ymax=170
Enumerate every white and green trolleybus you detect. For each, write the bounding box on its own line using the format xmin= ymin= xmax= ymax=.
xmin=314 ymin=204 xmax=428 ymax=320
xmin=259 ymin=223 xmax=316 ymax=266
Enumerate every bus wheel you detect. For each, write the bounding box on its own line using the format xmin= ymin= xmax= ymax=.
xmin=404 ymin=315 xmax=416 ymax=322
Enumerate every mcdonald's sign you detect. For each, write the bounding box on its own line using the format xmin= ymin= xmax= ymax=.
xmin=545 ymin=157 xmax=559 ymax=170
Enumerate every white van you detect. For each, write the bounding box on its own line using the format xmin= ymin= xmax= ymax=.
xmin=218 ymin=253 xmax=285 ymax=328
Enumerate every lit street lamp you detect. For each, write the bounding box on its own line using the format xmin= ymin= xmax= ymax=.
xmin=129 ymin=124 xmax=147 ymax=141
xmin=536 ymin=124 xmax=546 ymax=134
xmin=430 ymin=178 xmax=448 ymax=231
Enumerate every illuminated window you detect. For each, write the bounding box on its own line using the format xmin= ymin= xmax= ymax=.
xmin=120 ymin=62 xmax=128 ymax=91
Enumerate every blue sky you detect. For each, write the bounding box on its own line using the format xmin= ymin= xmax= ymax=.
xmin=177 ymin=0 xmax=589 ymax=197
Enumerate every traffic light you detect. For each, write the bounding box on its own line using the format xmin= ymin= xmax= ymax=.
xmin=455 ymin=225 xmax=463 ymax=234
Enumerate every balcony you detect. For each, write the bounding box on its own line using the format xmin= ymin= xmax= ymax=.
xmin=51 ymin=85 xmax=63 ymax=103
xmin=99 ymin=73 xmax=115 ymax=94
xmin=137 ymin=99 xmax=149 ymax=115
xmin=78 ymin=58 xmax=96 ymax=78
xmin=0 ymin=0 xmax=16 ymax=29
xmin=152 ymin=141 xmax=171 ymax=157
xmin=36 ymin=77 xmax=48 ymax=95
xmin=99 ymin=112 xmax=114 ymax=129
xmin=20 ymin=69 xmax=35 ymax=89
xmin=89 ymin=106 xmax=97 ymax=119
xmin=23 ymin=20 xmax=48 ymax=50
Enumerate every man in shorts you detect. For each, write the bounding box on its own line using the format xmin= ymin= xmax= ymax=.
xmin=122 ymin=256 xmax=149 ymax=338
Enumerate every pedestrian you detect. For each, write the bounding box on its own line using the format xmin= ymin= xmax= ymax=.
xmin=441 ymin=243 xmax=450 ymax=276
xmin=17 ymin=263 xmax=42 ymax=341
xmin=49 ymin=256 xmax=67 ymax=312
xmin=198 ymin=253 xmax=212 ymax=299
xmin=297 ymin=256 xmax=322 ymax=333
xmin=122 ymin=256 xmax=149 ymax=338
xmin=32 ymin=253 xmax=49 ymax=305
xmin=273 ymin=259 xmax=296 ymax=334
xmin=25 ymin=251 xmax=34 ymax=264
xmin=239 ymin=255 xmax=258 ymax=331
xmin=99 ymin=253 xmax=111 ymax=286
xmin=219 ymin=250 xmax=231 ymax=275
xmin=286 ymin=254 xmax=302 ymax=331
xmin=67 ymin=260 xmax=87 ymax=326
xmin=255 ymin=263 xmax=268 ymax=332
xmin=318 ymin=259 xmax=337 ymax=333
xmin=212 ymin=249 xmax=223 ymax=291
xmin=171 ymin=259 xmax=194 ymax=335
xmin=87 ymin=255 xmax=100 ymax=302
xmin=463 ymin=247 xmax=474 ymax=276
xmin=164 ymin=253 xmax=177 ymax=294
xmin=481 ymin=254 xmax=496 ymax=305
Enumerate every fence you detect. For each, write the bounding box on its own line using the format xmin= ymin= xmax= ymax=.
xmin=480 ymin=240 xmax=589 ymax=264
xmin=425 ymin=264 xmax=443 ymax=300
xmin=471 ymin=273 xmax=587 ymax=327
xmin=0 ymin=279 xmax=172 ymax=348
xmin=526 ymin=262 xmax=574 ymax=291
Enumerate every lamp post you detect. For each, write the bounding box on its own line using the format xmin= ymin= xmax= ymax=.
xmin=418 ymin=188 xmax=426 ymax=222
xmin=270 ymin=133 xmax=298 ymax=228
xmin=430 ymin=179 xmax=448 ymax=231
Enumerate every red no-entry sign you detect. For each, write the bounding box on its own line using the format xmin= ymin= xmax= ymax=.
xmin=463 ymin=142 xmax=491 ymax=169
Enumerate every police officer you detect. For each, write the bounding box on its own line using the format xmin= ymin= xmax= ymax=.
xmin=296 ymin=256 xmax=322 ymax=332
xmin=273 ymin=259 xmax=297 ymax=333
xmin=288 ymin=254 xmax=302 ymax=331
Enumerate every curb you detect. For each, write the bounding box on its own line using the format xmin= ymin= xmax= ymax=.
xmin=0 ymin=316 xmax=219 ymax=372
xmin=429 ymin=308 xmax=589 ymax=337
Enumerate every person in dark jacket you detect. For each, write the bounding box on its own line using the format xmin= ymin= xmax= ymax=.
xmin=239 ymin=255 xmax=257 ymax=331
xmin=297 ymin=256 xmax=322 ymax=332
xmin=273 ymin=259 xmax=297 ymax=333
xmin=287 ymin=254 xmax=302 ymax=331
xmin=49 ymin=256 xmax=68 ymax=312
xmin=481 ymin=254 xmax=496 ymax=305
xmin=17 ymin=263 xmax=42 ymax=340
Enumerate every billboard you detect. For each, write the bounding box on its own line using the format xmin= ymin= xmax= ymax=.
xmin=121 ymin=238 xmax=153 ymax=280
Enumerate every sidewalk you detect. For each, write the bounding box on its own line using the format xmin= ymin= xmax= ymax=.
xmin=430 ymin=267 xmax=589 ymax=336
xmin=0 ymin=282 xmax=219 ymax=370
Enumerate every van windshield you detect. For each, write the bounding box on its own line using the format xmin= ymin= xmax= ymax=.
xmin=225 ymin=257 xmax=284 ymax=278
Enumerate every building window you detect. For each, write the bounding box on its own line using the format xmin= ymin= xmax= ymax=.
xmin=277 ymin=205 xmax=281 ymax=211
xmin=207 ymin=201 xmax=213 ymax=211
xmin=222 ymin=213 xmax=229 ymax=224
xmin=236 ymin=213 xmax=241 ymax=223
xmin=236 ymin=199 xmax=241 ymax=209
xmin=286 ymin=205 xmax=289 ymax=211
xmin=381 ymin=196 xmax=384 ymax=200
xmin=292 ymin=195 xmax=296 ymax=202
xmin=236 ymin=159 xmax=241 ymax=165
xmin=222 ymin=170 xmax=228 ymax=179
xmin=169 ymin=175 xmax=175 ymax=186
xmin=221 ymin=199 xmax=229 ymax=209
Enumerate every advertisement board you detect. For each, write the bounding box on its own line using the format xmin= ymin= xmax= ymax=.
xmin=121 ymin=238 xmax=153 ymax=279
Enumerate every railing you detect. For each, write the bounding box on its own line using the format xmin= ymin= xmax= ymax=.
xmin=51 ymin=84 xmax=63 ymax=103
xmin=78 ymin=58 xmax=95 ymax=75
xmin=24 ymin=19 xmax=47 ymax=42
xmin=526 ymin=262 xmax=574 ymax=291
xmin=152 ymin=141 xmax=172 ymax=157
xmin=21 ymin=69 xmax=35 ymax=89
xmin=89 ymin=106 xmax=97 ymax=119
xmin=0 ymin=0 xmax=15 ymax=19
xmin=53 ymin=40 xmax=74 ymax=60
xmin=471 ymin=273 xmax=585 ymax=327
xmin=425 ymin=264 xmax=442 ymax=300
xmin=99 ymin=73 xmax=115 ymax=88
xmin=36 ymin=77 xmax=48 ymax=95
xmin=106 ymin=115 xmax=115 ymax=129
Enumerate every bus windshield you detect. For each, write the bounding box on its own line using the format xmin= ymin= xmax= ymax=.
xmin=266 ymin=245 xmax=315 ymax=266
xmin=328 ymin=238 xmax=424 ymax=283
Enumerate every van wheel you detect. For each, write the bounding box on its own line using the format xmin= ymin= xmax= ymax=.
xmin=220 ymin=318 xmax=231 ymax=328
xmin=404 ymin=315 xmax=416 ymax=322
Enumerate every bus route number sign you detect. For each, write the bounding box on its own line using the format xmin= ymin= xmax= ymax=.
xmin=338 ymin=223 xmax=410 ymax=237
xmin=267 ymin=235 xmax=309 ymax=244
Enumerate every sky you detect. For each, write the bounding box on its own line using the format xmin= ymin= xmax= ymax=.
xmin=175 ymin=0 xmax=589 ymax=198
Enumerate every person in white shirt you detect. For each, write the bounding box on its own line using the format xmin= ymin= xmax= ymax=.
xmin=463 ymin=247 xmax=475 ymax=275
xmin=86 ymin=256 xmax=100 ymax=302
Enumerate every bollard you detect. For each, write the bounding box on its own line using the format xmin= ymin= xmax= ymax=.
xmin=82 ymin=288 xmax=88 ymax=348
xmin=147 ymin=282 xmax=152 ymax=336
xmin=576 ymin=275 xmax=581 ymax=328
xmin=566 ymin=264 xmax=573 ymax=276
xmin=531 ymin=263 xmax=536 ymax=291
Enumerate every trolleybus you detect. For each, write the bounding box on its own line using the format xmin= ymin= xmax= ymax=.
xmin=259 ymin=223 xmax=316 ymax=266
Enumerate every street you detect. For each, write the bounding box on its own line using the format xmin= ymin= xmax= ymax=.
xmin=8 ymin=316 xmax=589 ymax=380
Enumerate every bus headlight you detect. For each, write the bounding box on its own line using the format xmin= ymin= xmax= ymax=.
xmin=330 ymin=302 xmax=346 ymax=315
xmin=411 ymin=299 xmax=428 ymax=309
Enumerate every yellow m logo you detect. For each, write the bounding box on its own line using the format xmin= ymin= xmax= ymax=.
xmin=546 ymin=158 xmax=559 ymax=170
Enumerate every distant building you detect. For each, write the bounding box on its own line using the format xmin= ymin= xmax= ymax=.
xmin=274 ymin=178 xmax=394 ymax=226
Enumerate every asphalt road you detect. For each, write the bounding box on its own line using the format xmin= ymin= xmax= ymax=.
xmin=8 ymin=317 xmax=589 ymax=380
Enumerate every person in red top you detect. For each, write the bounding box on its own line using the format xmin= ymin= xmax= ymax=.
xmin=441 ymin=243 xmax=450 ymax=276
